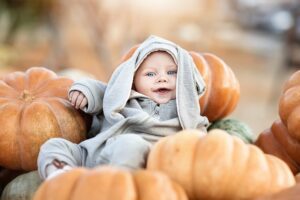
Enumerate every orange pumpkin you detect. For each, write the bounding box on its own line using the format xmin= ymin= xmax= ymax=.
xmin=0 ymin=67 xmax=88 ymax=171
xmin=254 ymin=183 xmax=300 ymax=200
xmin=33 ymin=166 xmax=187 ymax=200
xmin=147 ymin=129 xmax=295 ymax=200
xmin=255 ymin=119 xmax=300 ymax=174
xmin=279 ymin=70 xmax=300 ymax=141
xmin=121 ymin=46 xmax=240 ymax=122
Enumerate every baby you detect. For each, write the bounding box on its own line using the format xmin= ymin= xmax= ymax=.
xmin=37 ymin=35 xmax=209 ymax=179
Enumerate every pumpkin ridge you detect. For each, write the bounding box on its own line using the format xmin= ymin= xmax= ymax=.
xmin=112 ymin=170 xmax=136 ymax=200
xmin=0 ymin=100 xmax=20 ymax=110
xmin=0 ymin=81 xmax=20 ymax=97
xmin=271 ymin=121 xmax=300 ymax=164
xmin=38 ymin=98 xmax=85 ymax=141
xmin=233 ymin=138 xmax=254 ymax=197
xmin=192 ymin=136 xmax=204 ymax=200
xmin=266 ymin=156 xmax=281 ymax=191
xmin=29 ymin=79 xmax=53 ymax=95
xmin=201 ymin=54 xmax=222 ymax=119
xmin=235 ymin=141 xmax=253 ymax=194
xmin=248 ymin=147 xmax=273 ymax=197
xmin=26 ymin=67 xmax=58 ymax=90
xmin=31 ymin=78 xmax=73 ymax=97
xmin=132 ymin=172 xmax=140 ymax=200
xmin=17 ymin=102 xmax=26 ymax=169
xmin=282 ymin=71 xmax=300 ymax=92
xmin=69 ymin=169 xmax=101 ymax=200
xmin=223 ymin=134 xmax=236 ymax=198
xmin=221 ymin=69 xmax=240 ymax=117
xmin=287 ymin=107 xmax=300 ymax=141
xmin=59 ymin=168 xmax=88 ymax=200
xmin=50 ymin=98 xmax=86 ymax=139
xmin=38 ymin=99 xmax=64 ymax=137
xmin=264 ymin=156 xmax=274 ymax=196
xmin=219 ymin=133 xmax=236 ymax=198
xmin=204 ymin=54 xmax=232 ymax=119
xmin=3 ymin=72 xmax=26 ymax=92
xmin=171 ymin=181 xmax=187 ymax=200
xmin=279 ymin=85 xmax=300 ymax=125
xmin=37 ymin=96 xmax=68 ymax=102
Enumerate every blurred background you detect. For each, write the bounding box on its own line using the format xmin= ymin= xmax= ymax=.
xmin=0 ymin=0 xmax=299 ymax=137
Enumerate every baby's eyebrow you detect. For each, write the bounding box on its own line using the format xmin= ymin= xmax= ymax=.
xmin=142 ymin=67 xmax=157 ymax=71
xmin=168 ymin=66 xmax=177 ymax=70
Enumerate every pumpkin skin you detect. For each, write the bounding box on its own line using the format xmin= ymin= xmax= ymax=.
xmin=255 ymin=119 xmax=300 ymax=174
xmin=254 ymin=183 xmax=300 ymax=200
xmin=0 ymin=67 xmax=87 ymax=171
xmin=121 ymin=46 xmax=240 ymax=122
xmin=147 ymin=129 xmax=295 ymax=200
xmin=33 ymin=166 xmax=187 ymax=200
xmin=208 ymin=118 xmax=254 ymax=143
xmin=279 ymin=70 xmax=300 ymax=141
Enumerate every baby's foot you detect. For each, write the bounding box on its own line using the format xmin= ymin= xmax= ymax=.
xmin=46 ymin=165 xmax=72 ymax=180
xmin=46 ymin=159 xmax=72 ymax=180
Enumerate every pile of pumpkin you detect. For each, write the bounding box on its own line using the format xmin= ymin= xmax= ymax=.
xmin=0 ymin=49 xmax=299 ymax=200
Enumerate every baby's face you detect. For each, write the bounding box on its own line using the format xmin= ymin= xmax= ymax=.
xmin=134 ymin=51 xmax=177 ymax=104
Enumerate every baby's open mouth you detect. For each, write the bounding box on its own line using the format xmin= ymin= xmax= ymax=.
xmin=154 ymin=88 xmax=171 ymax=94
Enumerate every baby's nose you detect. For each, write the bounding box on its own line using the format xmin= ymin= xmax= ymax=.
xmin=158 ymin=75 xmax=168 ymax=82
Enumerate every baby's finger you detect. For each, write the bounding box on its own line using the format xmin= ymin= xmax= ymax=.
xmin=79 ymin=97 xmax=88 ymax=109
xmin=69 ymin=91 xmax=74 ymax=101
xmin=75 ymin=93 xmax=85 ymax=109
xmin=70 ymin=91 xmax=80 ymax=106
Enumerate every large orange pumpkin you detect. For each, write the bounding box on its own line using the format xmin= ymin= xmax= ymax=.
xmin=147 ymin=129 xmax=295 ymax=200
xmin=33 ymin=166 xmax=187 ymax=200
xmin=121 ymin=45 xmax=240 ymax=122
xmin=0 ymin=67 xmax=88 ymax=171
xmin=279 ymin=70 xmax=300 ymax=141
xmin=255 ymin=119 xmax=300 ymax=174
xmin=190 ymin=52 xmax=240 ymax=121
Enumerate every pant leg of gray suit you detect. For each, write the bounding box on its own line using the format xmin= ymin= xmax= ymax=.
xmin=38 ymin=134 xmax=152 ymax=179
xmin=37 ymin=138 xmax=85 ymax=179
xmin=98 ymin=134 xmax=152 ymax=170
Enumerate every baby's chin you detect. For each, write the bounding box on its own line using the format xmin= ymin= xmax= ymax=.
xmin=153 ymin=96 xmax=175 ymax=104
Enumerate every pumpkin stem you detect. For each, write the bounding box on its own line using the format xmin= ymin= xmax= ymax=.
xmin=20 ymin=90 xmax=34 ymax=102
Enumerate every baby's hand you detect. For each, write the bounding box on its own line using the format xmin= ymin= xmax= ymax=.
xmin=69 ymin=90 xmax=88 ymax=109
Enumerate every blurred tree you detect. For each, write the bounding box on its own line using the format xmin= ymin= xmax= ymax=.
xmin=0 ymin=0 xmax=56 ymax=44
xmin=0 ymin=0 xmax=113 ymax=80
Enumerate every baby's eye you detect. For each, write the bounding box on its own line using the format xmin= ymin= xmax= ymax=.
xmin=167 ymin=70 xmax=177 ymax=75
xmin=146 ymin=72 xmax=156 ymax=77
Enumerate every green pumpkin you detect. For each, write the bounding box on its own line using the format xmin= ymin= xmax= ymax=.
xmin=0 ymin=167 xmax=24 ymax=196
xmin=1 ymin=171 xmax=42 ymax=200
xmin=208 ymin=118 xmax=255 ymax=143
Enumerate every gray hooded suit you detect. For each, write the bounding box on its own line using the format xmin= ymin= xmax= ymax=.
xmin=37 ymin=35 xmax=209 ymax=179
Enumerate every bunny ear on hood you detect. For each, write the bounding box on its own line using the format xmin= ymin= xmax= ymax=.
xmin=103 ymin=35 xmax=209 ymax=129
